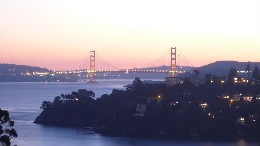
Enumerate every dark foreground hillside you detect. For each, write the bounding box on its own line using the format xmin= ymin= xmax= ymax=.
xmin=35 ymin=79 xmax=260 ymax=141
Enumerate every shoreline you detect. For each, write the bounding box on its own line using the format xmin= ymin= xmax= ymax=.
xmin=33 ymin=122 xmax=260 ymax=144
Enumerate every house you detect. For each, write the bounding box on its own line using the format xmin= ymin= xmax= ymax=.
xmin=232 ymin=94 xmax=242 ymax=102
xmin=188 ymin=78 xmax=205 ymax=85
xmin=165 ymin=77 xmax=183 ymax=86
xmin=134 ymin=104 xmax=146 ymax=117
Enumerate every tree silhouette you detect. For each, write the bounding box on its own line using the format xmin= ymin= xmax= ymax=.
xmin=228 ymin=68 xmax=237 ymax=84
xmin=192 ymin=69 xmax=200 ymax=78
xmin=245 ymin=63 xmax=251 ymax=80
xmin=0 ymin=109 xmax=18 ymax=146
xmin=252 ymin=66 xmax=260 ymax=79
xmin=133 ymin=77 xmax=143 ymax=89
xmin=205 ymin=74 xmax=212 ymax=84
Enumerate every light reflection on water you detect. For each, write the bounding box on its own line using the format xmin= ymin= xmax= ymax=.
xmin=0 ymin=81 xmax=259 ymax=146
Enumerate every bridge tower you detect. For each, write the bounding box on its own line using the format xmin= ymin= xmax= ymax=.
xmin=88 ymin=50 xmax=96 ymax=83
xmin=170 ymin=47 xmax=177 ymax=77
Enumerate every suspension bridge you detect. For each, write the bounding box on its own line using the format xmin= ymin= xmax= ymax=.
xmin=77 ymin=47 xmax=193 ymax=83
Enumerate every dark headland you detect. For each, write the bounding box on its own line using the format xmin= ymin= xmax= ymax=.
xmin=35 ymin=72 xmax=260 ymax=142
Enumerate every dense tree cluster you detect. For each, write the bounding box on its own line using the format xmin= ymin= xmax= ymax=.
xmin=252 ymin=66 xmax=260 ymax=80
xmin=37 ymin=89 xmax=96 ymax=126
xmin=0 ymin=109 xmax=17 ymax=146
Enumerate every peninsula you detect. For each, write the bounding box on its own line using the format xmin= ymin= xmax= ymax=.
xmin=35 ymin=72 xmax=260 ymax=141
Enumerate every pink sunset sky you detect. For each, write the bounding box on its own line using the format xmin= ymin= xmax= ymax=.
xmin=0 ymin=0 xmax=259 ymax=71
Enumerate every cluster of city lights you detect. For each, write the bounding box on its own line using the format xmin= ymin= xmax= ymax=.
xmin=234 ymin=77 xmax=249 ymax=83
xmin=200 ymin=103 xmax=208 ymax=109
xmin=243 ymin=96 xmax=253 ymax=102
xmin=21 ymin=72 xmax=49 ymax=76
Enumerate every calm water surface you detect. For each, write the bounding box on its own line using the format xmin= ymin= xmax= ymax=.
xmin=0 ymin=80 xmax=258 ymax=146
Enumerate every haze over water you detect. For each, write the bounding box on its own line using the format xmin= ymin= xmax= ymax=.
xmin=0 ymin=80 xmax=258 ymax=146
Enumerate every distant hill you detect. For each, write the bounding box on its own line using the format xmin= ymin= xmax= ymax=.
xmin=0 ymin=63 xmax=51 ymax=74
xmin=198 ymin=61 xmax=260 ymax=77
xmin=0 ymin=63 xmax=52 ymax=82
xmin=0 ymin=64 xmax=77 ymax=82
